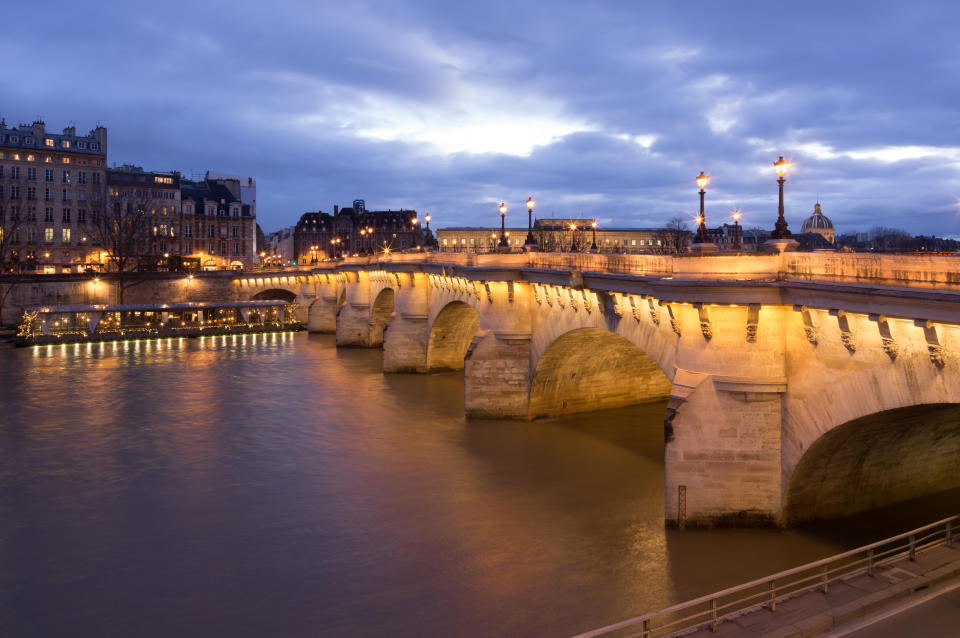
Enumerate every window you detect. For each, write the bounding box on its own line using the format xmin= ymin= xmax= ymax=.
xmin=27 ymin=187 xmax=36 ymax=201
xmin=78 ymin=190 xmax=86 ymax=202
xmin=78 ymin=209 xmax=86 ymax=224
xmin=207 ymin=224 xmax=215 ymax=238
xmin=233 ymin=242 xmax=240 ymax=255
xmin=44 ymin=208 xmax=53 ymax=222
xmin=44 ymin=188 xmax=53 ymax=202
xmin=62 ymin=170 xmax=70 ymax=183
xmin=232 ymin=225 xmax=239 ymax=238
xmin=27 ymin=167 xmax=36 ymax=180
xmin=631 ymin=239 xmax=636 ymax=246
xmin=232 ymin=207 xmax=239 ymax=217
xmin=92 ymin=173 xmax=100 ymax=185
xmin=11 ymin=166 xmax=20 ymax=179
xmin=154 ymin=176 xmax=173 ymax=184
xmin=10 ymin=186 xmax=19 ymax=200
xmin=0 ymin=166 xmax=3 ymax=178
xmin=9 ymin=135 xmax=18 ymax=143
xmin=78 ymin=171 xmax=86 ymax=184
xmin=26 ymin=227 xmax=35 ymax=243
xmin=45 ymin=169 xmax=54 ymax=182
xmin=159 ymin=224 xmax=168 ymax=236
xmin=77 ymin=141 xmax=86 ymax=149
xmin=206 ymin=205 xmax=214 ymax=216
xmin=44 ymin=156 xmax=53 ymax=163
xmin=184 ymin=223 xmax=193 ymax=238
xmin=62 ymin=189 xmax=70 ymax=202
xmin=26 ymin=207 xmax=36 ymax=222
xmin=45 ymin=138 xmax=54 ymax=147
xmin=61 ymin=157 xmax=70 ymax=164
xmin=62 ymin=228 xmax=71 ymax=243
xmin=44 ymin=227 xmax=54 ymax=243
xmin=61 ymin=140 xmax=70 ymax=149
xmin=62 ymin=209 xmax=71 ymax=223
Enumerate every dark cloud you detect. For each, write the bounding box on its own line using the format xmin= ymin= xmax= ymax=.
xmin=3 ymin=0 xmax=959 ymax=235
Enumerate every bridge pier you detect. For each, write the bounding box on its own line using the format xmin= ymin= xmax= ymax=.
xmin=464 ymin=329 xmax=533 ymax=418
xmin=383 ymin=272 xmax=430 ymax=372
xmin=665 ymin=377 xmax=785 ymax=526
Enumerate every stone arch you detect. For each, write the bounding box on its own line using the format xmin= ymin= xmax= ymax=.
xmin=784 ymin=403 xmax=960 ymax=524
xmin=251 ymin=288 xmax=297 ymax=302
xmin=427 ymin=300 xmax=481 ymax=372
xmin=336 ymin=289 xmax=346 ymax=315
xmin=528 ymin=327 xmax=672 ymax=418
xmin=369 ymin=287 xmax=395 ymax=345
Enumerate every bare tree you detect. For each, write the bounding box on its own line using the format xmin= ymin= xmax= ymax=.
xmin=0 ymin=202 xmax=26 ymax=324
xmin=654 ymin=217 xmax=690 ymax=254
xmin=93 ymin=185 xmax=153 ymax=303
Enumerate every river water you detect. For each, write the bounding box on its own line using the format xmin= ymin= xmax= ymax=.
xmin=0 ymin=334 xmax=953 ymax=637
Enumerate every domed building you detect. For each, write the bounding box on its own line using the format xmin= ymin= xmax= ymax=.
xmin=801 ymin=202 xmax=835 ymax=244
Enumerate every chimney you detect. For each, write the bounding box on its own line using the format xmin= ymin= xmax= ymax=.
xmin=334 ymin=204 xmax=339 ymax=215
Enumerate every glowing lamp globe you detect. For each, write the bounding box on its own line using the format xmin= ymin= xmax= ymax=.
xmin=774 ymin=156 xmax=790 ymax=177
xmin=696 ymin=171 xmax=710 ymax=190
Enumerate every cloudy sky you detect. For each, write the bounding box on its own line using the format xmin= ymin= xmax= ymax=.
xmin=4 ymin=1 xmax=959 ymax=235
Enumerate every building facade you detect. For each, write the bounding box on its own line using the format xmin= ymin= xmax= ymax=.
xmin=180 ymin=175 xmax=258 ymax=270
xmin=0 ymin=120 xmax=107 ymax=273
xmin=437 ymin=219 xmax=678 ymax=254
xmin=106 ymin=165 xmax=181 ymax=269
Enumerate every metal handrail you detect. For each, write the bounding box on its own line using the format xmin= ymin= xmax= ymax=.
xmin=572 ymin=515 xmax=958 ymax=638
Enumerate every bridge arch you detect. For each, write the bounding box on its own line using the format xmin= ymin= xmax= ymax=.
xmin=251 ymin=288 xmax=297 ymax=302
xmin=528 ymin=327 xmax=672 ymax=418
xmin=784 ymin=402 xmax=960 ymax=524
xmin=369 ymin=287 xmax=396 ymax=344
xmin=427 ymin=300 xmax=480 ymax=372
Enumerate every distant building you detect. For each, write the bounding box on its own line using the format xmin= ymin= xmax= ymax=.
xmin=286 ymin=203 xmax=421 ymax=265
xmin=106 ymin=165 xmax=181 ymax=268
xmin=437 ymin=218 xmax=677 ymax=254
xmin=800 ymin=203 xmax=835 ymax=244
xmin=180 ymin=173 xmax=258 ymax=269
xmin=0 ymin=119 xmax=107 ymax=273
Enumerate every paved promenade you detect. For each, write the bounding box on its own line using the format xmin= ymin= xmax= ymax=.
xmin=684 ymin=544 xmax=960 ymax=638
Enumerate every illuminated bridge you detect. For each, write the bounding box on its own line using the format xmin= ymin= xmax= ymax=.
xmin=31 ymin=251 xmax=959 ymax=528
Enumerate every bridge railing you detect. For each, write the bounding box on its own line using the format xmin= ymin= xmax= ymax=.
xmin=572 ymin=515 xmax=958 ymax=638
xmin=300 ymin=250 xmax=960 ymax=290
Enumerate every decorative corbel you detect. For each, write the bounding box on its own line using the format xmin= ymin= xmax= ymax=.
xmin=555 ymin=286 xmax=566 ymax=309
xmin=533 ymin=284 xmax=543 ymax=305
xmin=869 ymin=314 xmax=898 ymax=361
xmin=665 ymin=303 xmax=682 ymax=336
xmin=794 ymin=305 xmax=819 ymax=345
xmin=646 ymin=297 xmax=659 ymax=325
xmin=693 ymin=303 xmax=712 ymax=340
xmin=746 ymin=304 xmax=760 ymax=343
xmin=568 ymin=288 xmax=579 ymax=311
xmin=582 ymin=290 xmax=594 ymax=314
xmin=830 ymin=309 xmax=856 ymax=353
xmin=915 ymin=319 xmax=945 ymax=368
xmin=483 ymin=282 xmax=493 ymax=303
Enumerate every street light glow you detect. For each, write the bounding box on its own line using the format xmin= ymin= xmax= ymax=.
xmin=774 ymin=156 xmax=790 ymax=177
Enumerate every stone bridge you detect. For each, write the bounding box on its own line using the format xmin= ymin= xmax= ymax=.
xmin=8 ymin=253 xmax=959 ymax=527
xmin=283 ymin=251 xmax=960 ymax=528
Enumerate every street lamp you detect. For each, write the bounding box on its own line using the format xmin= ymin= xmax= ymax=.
xmin=590 ymin=220 xmax=598 ymax=251
xmin=525 ymin=197 xmax=536 ymax=248
xmin=694 ymin=171 xmax=710 ymax=244
xmin=569 ymin=222 xmax=577 ymax=252
xmin=498 ymin=203 xmax=509 ymax=249
xmin=732 ymin=210 xmax=741 ymax=251
xmin=771 ymin=156 xmax=792 ymax=239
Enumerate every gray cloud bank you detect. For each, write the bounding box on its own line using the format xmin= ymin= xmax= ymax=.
xmin=3 ymin=1 xmax=958 ymax=235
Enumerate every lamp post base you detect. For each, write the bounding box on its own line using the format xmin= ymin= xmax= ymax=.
xmin=689 ymin=242 xmax=719 ymax=254
xmin=763 ymin=238 xmax=799 ymax=253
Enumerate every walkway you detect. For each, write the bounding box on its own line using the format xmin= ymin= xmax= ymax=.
xmin=683 ymin=544 xmax=960 ymax=638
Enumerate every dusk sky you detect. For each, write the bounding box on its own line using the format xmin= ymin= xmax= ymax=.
xmin=5 ymin=1 xmax=959 ymax=235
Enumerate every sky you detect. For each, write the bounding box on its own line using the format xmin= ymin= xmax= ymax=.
xmin=4 ymin=1 xmax=960 ymax=235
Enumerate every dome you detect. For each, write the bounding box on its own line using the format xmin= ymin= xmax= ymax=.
xmin=801 ymin=203 xmax=833 ymax=231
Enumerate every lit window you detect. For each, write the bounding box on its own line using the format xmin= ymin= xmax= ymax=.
xmin=631 ymin=239 xmax=636 ymax=246
xmin=62 ymin=228 xmax=71 ymax=243
xmin=45 ymin=156 xmax=53 ymax=163
xmin=62 ymin=157 xmax=70 ymax=164
xmin=61 ymin=140 xmax=70 ymax=149
xmin=45 ymin=139 xmax=54 ymax=147
xmin=26 ymin=154 xmax=35 ymax=162
xmin=44 ymin=227 xmax=54 ymax=242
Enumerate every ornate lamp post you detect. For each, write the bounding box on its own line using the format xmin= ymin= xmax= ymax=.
xmin=771 ymin=156 xmax=792 ymax=239
xmin=569 ymin=223 xmax=577 ymax=252
xmin=694 ymin=171 xmax=710 ymax=244
xmin=732 ymin=210 xmax=741 ymax=251
xmin=590 ymin=220 xmax=598 ymax=251
xmin=498 ymin=203 xmax=509 ymax=250
xmin=525 ymin=197 xmax=536 ymax=248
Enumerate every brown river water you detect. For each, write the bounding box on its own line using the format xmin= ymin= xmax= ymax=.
xmin=0 ymin=333 xmax=954 ymax=636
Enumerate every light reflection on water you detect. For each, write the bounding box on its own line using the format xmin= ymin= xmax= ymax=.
xmin=0 ymin=334 xmax=947 ymax=637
